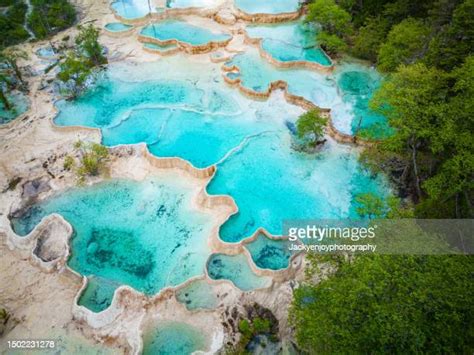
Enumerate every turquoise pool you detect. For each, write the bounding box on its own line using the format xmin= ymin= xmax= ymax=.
xmin=166 ymin=0 xmax=222 ymax=8
xmin=143 ymin=42 xmax=178 ymax=51
xmin=207 ymin=253 xmax=272 ymax=291
xmin=175 ymin=279 xmax=218 ymax=310
xmin=234 ymin=0 xmax=300 ymax=14
xmin=333 ymin=62 xmax=393 ymax=138
xmin=143 ymin=322 xmax=207 ymax=355
xmin=246 ymin=21 xmax=332 ymax=66
xmin=140 ymin=20 xmax=231 ymax=46
xmin=53 ymin=58 xmax=387 ymax=242
xmin=227 ymin=47 xmax=390 ymax=138
xmin=245 ymin=233 xmax=295 ymax=270
xmin=105 ymin=22 xmax=133 ymax=32
xmin=111 ymin=0 xmax=150 ymax=19
xmin=11 ymin=178 xmax=216 ymax=312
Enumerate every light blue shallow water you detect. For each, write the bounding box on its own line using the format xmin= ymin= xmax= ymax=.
xmin=227 ymin=47 xmax=339 ymax=106
xmin=53 ymin=59 xmax=388 ymax=243
xmin=246 ymin=22 xmax=332 ymax=66
xmin=234 ymin=0 xmax=300 ymax=14
xmin=143 ymin=42 xmax=177 ymax=51
xmin=208 ymin=134 xmax=385 ymax=241
xmin=140 ymin=20 xmax=231 ymax=46
xmin=105 ymin=22 xmax=133 ymax=32
xmin=245 ymin=233 xmax=295 ymax=270
xmin=207 ymin=253 xmax=272 ymax=291
xmin=333 ymin=62 xmax=393 ymax=138
xmin=111 ymin=0 xmax=150 ymax=19
xmin=11 ymin=178 xmax=216 ymax=312
xmin=175 ymin=279 xmax=218 ymax=310
xmin=36 ymin=46 xmax=57 ymax=59
xmin=167 ymin=0 xmax=222 ymax=8
xmin=143 ymin=322 xmax=207 ymax=355
xmin=227 ymin=47 xmax=390 ymax=137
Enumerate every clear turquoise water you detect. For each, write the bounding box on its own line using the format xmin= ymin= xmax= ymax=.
xmin=105 ymin=22 xmax=133 ymax=32
xmin=227 ymin=47 xmax=391 ymax=137
xmin=167 ymin=0 xmax=222 ymax=8
xmin=333 ymin=62 xmax=393 ymax=138
xmin=53 ymin=59 xmax=388 ymax=243
xmin=111 ymin=0 xmax=150 ymax=19
xmin=246 ymin=22 xmax=332 ymax=66
xmin=143 ymin=42 xmax=177 ymax=51
xmin=175 ymin=279 xmax=218 ymax=310
xmin=143 ymin=322 xmax=207 ymax=355
xmin=227 ymin=47 xmax=338 ymax=106
xmin=0 ymin=91 xmax=29 ymax=124
xmin=245 ymin=233 xmax=294 ymax=270
xmin=11 ymin=178 xmax=216 ymax=312
xmin=140 ymin=20 xmax=230 ymax=46
xmin=234 ymin=0 xmax=300 ymax=14
xmin=207 ymin=253 xmax=272 ymax=291
xmin=78 ymin=275 xmax=120 ymax=312
xmin=208 ymin=134 xmax=385 ymax=241
xmin=226 ymin=72 xmax=240 ymax=80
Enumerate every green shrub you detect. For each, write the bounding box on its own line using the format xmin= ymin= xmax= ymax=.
xmin=63 ymin=155 xmax=74 ymax=170
xmin=67 ymin=141 xmax=109 ymax=183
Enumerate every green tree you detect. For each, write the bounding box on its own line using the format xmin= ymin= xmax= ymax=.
xmin=0 ymin=74 xmax=12 ymax=110
xmin=370 ymin=63 xmax=449 ymax=200
xmin=307 ymin=0 xmax=352 ymax=37
xmin=28 ymin=0 xmax=76 ymax=39
xmin=354 ymin=192 xmax=386 ymax=218
xmin=0 ymin=48 xmax=28 ymax=88
xmin=0 ymin=1 xmax=29 ymax=48
xmin=75 ymin=24 xmax=107 ymax=67
xmin=352 ymin=17 xmax=390 ymax=61
xmin=317 ymin=32 xmax=347 ymax=55
xmin=306 ymin=0 xmax=352 ymax=56
xmin=368 ymin=60 xmax=473 ymax=217
xmin=418 ymin=56 xmax=474 ymax=217
xmin=290 ymin=254 xmax=474 ymax=353
xmin=57 ymin=51 xmax=92 ymax=98
xmin=377 ymin=18 xmax=431 ymax=72
xmin=296 ymin=109 xmax=327 ymax=145
xmin=426 ymin=0 xmax=474 ymax=71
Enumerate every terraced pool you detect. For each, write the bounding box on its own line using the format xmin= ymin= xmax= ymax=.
xmin=140 ymin=20 xmax=230 ymax=46
xmin=11 ymin=178 xmax=217 ymax=312
xmin=53 ymin=58 xmax=387 ymax=242
xmin=143 ymin=321 xmax=207 ymax=354
xmin=10 ymin=9 xmax=391 ymax=315
xmin=246 ymin=21 xmax=332 ymax=66
xmin=234 ymin=0 xmax=300 ymax=14
xmin=105 ymin=22 xmax=133 ymax=32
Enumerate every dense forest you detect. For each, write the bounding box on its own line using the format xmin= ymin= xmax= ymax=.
xmin=0 ymin=0 xmax=75 ymax=48
xmin=290 ymin=1 xmax=474 ymax=353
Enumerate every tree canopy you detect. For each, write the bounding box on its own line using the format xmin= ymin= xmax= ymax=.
xmin=290 ymin=254 xmax=474 ymax=353
xmin=28 ymin=0 xmax=76 ymax=39
xmin=296 ymin=109 xmax=327 ymax=142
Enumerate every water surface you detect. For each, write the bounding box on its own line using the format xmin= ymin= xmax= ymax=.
xmin=141 ymin=20 xmax=230 ymax=46
xmin=11 ymin=178 xmax=216 ymax=312
xmin=234 ymin=0 xmax=300 ymax=14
